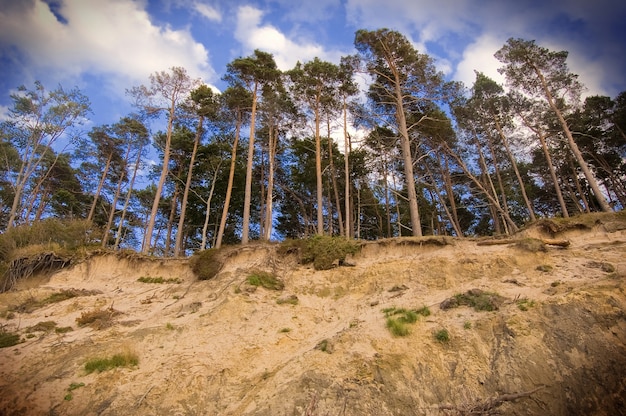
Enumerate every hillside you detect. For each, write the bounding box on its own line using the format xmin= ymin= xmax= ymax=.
xmin=1 ymin=213 xmax=626 ymax=416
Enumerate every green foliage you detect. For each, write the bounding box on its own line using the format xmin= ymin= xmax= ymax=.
xmin=517 ymin=298 xmax=536 ymax=311
xmin=64 ymin=382 xmax=85 ymax=401
xmin=247 ymin=271 xmax=284 ymax=290
xmin=282 ymin=235 xmax=360 ymax=271
xmin=463 ymin=321 xmax=472 ymax=330
xmin=279 ymin=327 xmax=291 ymax=333
xmin=383 ymin=306 xmax=425 ymax=336
xmin=443 ymin=289 xmax=504 ymax=312
xmin=434 ymin=328 xmax=450 ymax=343
xmin=0 ymin=219 xmax=93 ymax=262
xmin=84 ymin=350 xmax=138 ymax=374
xmin=137 ymin=276 xmax=181 ymax=284
xmin=386 ymin=318 xmax=410 ymax=337
xmin=190 ymin=248 xmax=223 ymax=280
xmin=0 ymin=328 xmax=20 ymax=348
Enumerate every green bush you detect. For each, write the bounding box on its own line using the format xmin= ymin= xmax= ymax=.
xmin=0 ymin=328 xmax=20 ymax=348
xmin=434 ymin=328 xmax=450 ymax=343
xmin=247 ymin=271 xmax=284 ymax=290
xmin=190 ymin=248 xmax=223 ymax=280
xmin=0 ymin=218 xmax=93 ymax=262
xmin=84 ymin=350 xmax=138 ymax=374
xmin=290 ymin=235 xmax=360 ymax=270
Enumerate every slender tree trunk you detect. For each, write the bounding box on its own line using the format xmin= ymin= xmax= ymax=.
xmin=88 ymin=153 xmax=113 ymax=223
xmin=216 ymin=114 xmax=241 ymax=249
xmin=263 ymin=125 xmax=278 ymax=241
xmin=143 ymin=99 xmax=176 ymax=254
xmin=326 ymin=118 xmax=344 ymax=237
xmin=115 ymin=145 xmax=143 ymax=250
xmin=242 ymin=82 xmax=258 ymax=244
xmin=103 ymin=143 xmax=131 ymax=247
xmin=492 ymin=115 xmax=536 ymax=221
xmin=442 ymin=155 xmax=462 ymax=236
xmin=165 ymin=186 xmax=179 ymax=256
xmin=533 ymin=63 xmax=612 ymax=212
xmin=569 ymin=158 xmax=591 ymax=213
xmin=315 ymin=100 xmax=324 ymax=235
xmin=200 ymin=166 xmax=220 ymax=250
xmin=395 ymin=82 xmax=422 ymax=236
xmin=175 ymin=116 xmax=203 ymax=256
xmin=343 ymin=97 xmax=352 ymax=239
xmin=537 ymin=131 xmax=569 ymax=217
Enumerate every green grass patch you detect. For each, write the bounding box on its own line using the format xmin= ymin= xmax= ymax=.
xmin=383 ymin=306 xmax=428 ymax=337
xmin=84 ymin=350 xmax=138 ymax=374
xmin=517 ymin=298 xmax=536 ymax=311
xmin=279 ymin=327 xmax=291 ymax=333
xmin=0 ymin=328 xmax=20 ymax=348
xmin=247 ymin=271 xmax=284 ymax=290
xmin=434 ymin=328 xmax=450 ymax=343
xmin=137 ymin=276 xmax=182 ymax=284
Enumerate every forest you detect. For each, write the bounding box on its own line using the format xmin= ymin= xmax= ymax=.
xmin=1 ymin=30 xmax=625 ymax=256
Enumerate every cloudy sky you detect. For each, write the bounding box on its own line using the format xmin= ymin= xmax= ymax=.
xmin=1 ymin=0 xmax=625 ymax=128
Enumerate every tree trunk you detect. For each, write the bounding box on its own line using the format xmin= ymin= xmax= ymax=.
xmin=315 ymin=99 xmax=324 ymax=235
xmin=175 ymin=116 xmax=203 ymax=256
xmin=88 ymin=152 xmax=113 ymax=223
xmin=200 ymin=166 xmax=220 ymax=250
xmin=537 ymin=131 xmax=569 ymax=217
xmin=115 ymin=145 xmax=143 ymax=250
xmin=327 ymin=118 xmax=344 ymax=237
xmin=533 ymin=63 xmax=612 ymax=212
xmin=343 ymin=97 xmax=352 ymax=239
xmin=242 ymin=82 xmax=258 ymax=244
xmin=143 ymin=98 xmax=176 ymax=254
xmin=263 ymin=125 xmax=277 ymax=241
xmin=492 ymin=115 xmax=536 ymax=221
xmin=216 ymin=113 xmax=241 ymax=249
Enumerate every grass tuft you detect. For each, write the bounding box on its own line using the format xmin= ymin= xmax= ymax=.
xmin=247 ymin=271 xmax=284 ymax=290
xmin=434 ymin=328 xmax=450 ymax=343
xmin=84 ymin=349 xmax=138 ymax=374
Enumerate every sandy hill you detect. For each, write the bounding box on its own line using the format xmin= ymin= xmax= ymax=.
xmin=1 ymin=214 xmax=626 ymax=416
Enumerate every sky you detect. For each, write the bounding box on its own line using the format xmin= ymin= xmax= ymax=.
xmin=1 ymin=0 xmax=626 ymax=131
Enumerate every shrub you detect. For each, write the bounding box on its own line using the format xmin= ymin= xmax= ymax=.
xmin=386 ymin=318 xmax=410 ymax=337
xmin=0 ymin=328 xmax=20 ymax=348
xmin=281 ymin=235 xmax=360 ymax=270
xmin=76 ymin=307 xmax=120 ymax=329
xmin=383 ymin=307 xmax=421 ymax=336
xmin=415 ymin=306 xmax=431 ymax=317
xmin=441 ymin=289 xmax=504 ymax=312
xmin=84 ymin=349 xmax=138 ymax=374
xmin=247 ymin=271 xmax=284 ymax=290
xmin=434 ymin=328 xmax=450 ymax=343
xmin=517 ymin=298 xmax=536 ymax=311
xmin=189 ymin=248 xmax=223 ymax=280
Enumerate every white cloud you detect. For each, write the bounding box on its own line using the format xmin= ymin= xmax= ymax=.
xmin=234 ymin=5 xmax=343 ymax=70
xmin=193 ymin=2 xmax=221 ymax=22
xmin=454 ymin=34 xmax=505 ymax=89
xmin=0 ymin=0 xmax=216 ymax=98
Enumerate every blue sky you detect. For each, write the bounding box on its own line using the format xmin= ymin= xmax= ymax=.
xmin=1 ymin=0 xmax=625 ymax=130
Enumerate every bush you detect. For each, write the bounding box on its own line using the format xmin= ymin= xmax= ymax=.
xmin=190 ymin=248 xmax=223 ymax=280
xmin=247 ymin=271 xmax=284 ymax=290
xmin=282 ymin=235 xmax=359 ymax=270
xmin=434 ymin=328 xmax=450 ymax=343
xmin=0 ymin=328 xmax=20 ymax=348
xmin=76 ymin=307 xmax=120 ymax=329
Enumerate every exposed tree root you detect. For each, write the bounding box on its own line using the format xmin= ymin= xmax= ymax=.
xmin=439 ymin=386 xmax=545 ymax=415
xmin=1 ymin=252 xmax=71 ymax=292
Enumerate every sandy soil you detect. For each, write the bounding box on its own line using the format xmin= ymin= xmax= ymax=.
xmin=1 ymin=216 xmax=625 ymax=415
